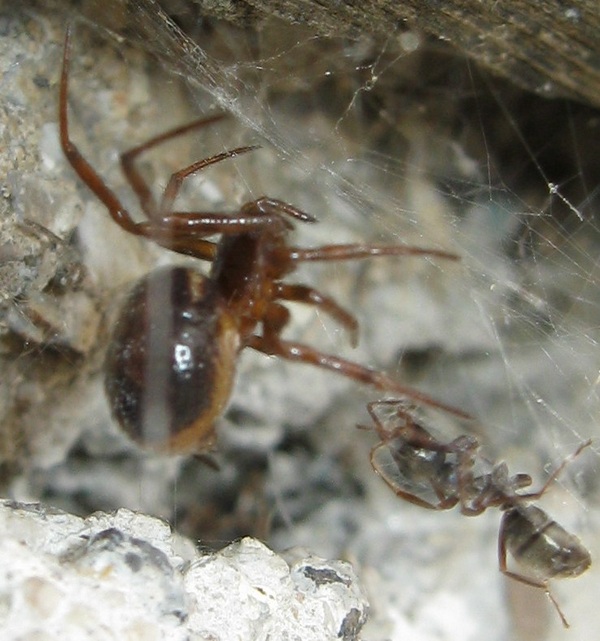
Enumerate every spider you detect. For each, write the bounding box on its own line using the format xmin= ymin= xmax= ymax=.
xmin=366 ymin=399 xmax=592 ymax=628
xmin=59 ymin=28 xmax=469 ymax=453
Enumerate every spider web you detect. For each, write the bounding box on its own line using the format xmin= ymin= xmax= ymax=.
xmin=53 ymin=2 xmax=600 ymax=639
xmin=113 ymin=5 xmax=600 ymax=450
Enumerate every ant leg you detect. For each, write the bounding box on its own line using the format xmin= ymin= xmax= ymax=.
xmin=367 ymin=400 xmax=452 ymax=446
xmin=519 ymin=439 xmax=592 ymax=501
xmin=366 ymin=400 xmax=416 ymax=442
xmin=275 ymin=283 xmax=359 ymax=346
xmin=247 ymin=334 xmax=471 ymax=419
xmin=367 ymin=402 xmax=473 ymax=450
xmin=498 ymin=515 xmax=569 ymax=628
xmin=288 ymin=244 xmax=459 ymax=262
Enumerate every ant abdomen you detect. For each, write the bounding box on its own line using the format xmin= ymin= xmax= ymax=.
xmin=502 ymin=504 xmax=591 ymax=580
xmin=104 ymin=266 xmax=239 ymax=451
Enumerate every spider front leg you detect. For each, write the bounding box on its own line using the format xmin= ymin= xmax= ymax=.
xmin=122 ymin=132 xmax=259 ymax=220
xmin=248 ymin=317 xmax=471 ymax=419
xmin=288 ymin=242 xmax=460 ymax=263
xmin=123 ymin=119 xmax=318 ymax=228
xmin=119 ymin=114 xmax=230 ymax=218
xmin=59 ymin=28 xmax=303 ymax=260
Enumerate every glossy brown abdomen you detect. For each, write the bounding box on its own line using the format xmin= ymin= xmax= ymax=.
xmin=105 ymin=266 xmax=240 ymax=452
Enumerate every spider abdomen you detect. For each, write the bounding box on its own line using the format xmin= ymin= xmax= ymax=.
xmin=105 ymin=266 xmax=240 ymax=451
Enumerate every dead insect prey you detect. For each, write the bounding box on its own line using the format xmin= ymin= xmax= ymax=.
xmin=367 ymin=399 xmax=592 ymax=628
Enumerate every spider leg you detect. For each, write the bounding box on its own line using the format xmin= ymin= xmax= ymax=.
xmin=155 ymin=210 xmax=293 ymax=235
xmin=158 ymin=146 xmax=260 ymax=215
xmin=127 ymin=197 xmax=320 ymax=256
xmin=61 ymin=30 xmax=295 ymax=251
xmin=275 ymin=283 xmax=359 ymax=346
xmin=121 ymin=119 xmax=317 ymax=223
xmin=155 ymin=235 xmax=218 ymax=261
xmin=60 ymin=27 xmax=144 ymax=237
xmin=288 ymin=243 xmax=459 ymax=262
xmin=119 ymin=113 xmax=228 ymax=217
xmin=159 ymin=198 xmax=315 ymax=237
xmin=242 ymin=198 xmax=317 ymax=224
xmin=247 ymin=334 xmax=471 ymax=419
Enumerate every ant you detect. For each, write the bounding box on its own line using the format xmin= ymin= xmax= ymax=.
xmin=366 ymin=399 xmax=592 ymax=628
xmin=59 ymin=27 xmax=469 ymax=454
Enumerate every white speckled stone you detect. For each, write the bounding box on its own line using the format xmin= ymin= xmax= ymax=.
xmin=0 ymin=500 xmax=368 ymax=641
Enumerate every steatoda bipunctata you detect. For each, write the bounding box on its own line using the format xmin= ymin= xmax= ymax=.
xmin=366 ymin=399 xmax=592 ymax=628
xmin=59 ymin=28 xmax=469 ymax=453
